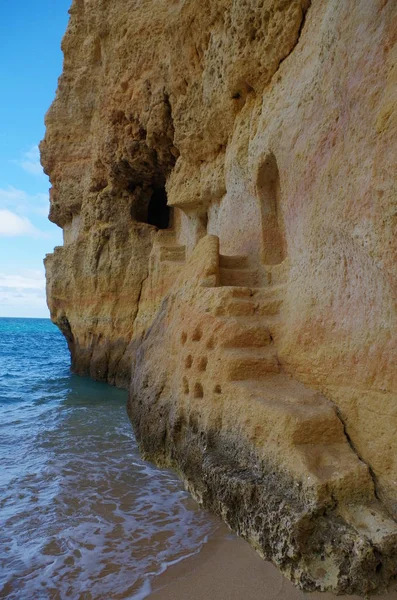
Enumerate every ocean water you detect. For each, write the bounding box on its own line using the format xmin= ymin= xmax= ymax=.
xmin=0 ymin=318 xmax=221 ymax=599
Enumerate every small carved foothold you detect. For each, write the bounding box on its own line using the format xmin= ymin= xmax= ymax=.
xmin=198 ymin=356 xmax=207 ymax=372
xmin=206 ymin=336 xmax=215 ymax=350
xmin=192 ymin=326 xmax=202 ymax=342
xmin=193 ymin=382 xmax=204 ymax=398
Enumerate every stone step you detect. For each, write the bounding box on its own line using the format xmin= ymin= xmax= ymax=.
xmin=228 ymin=287 xmax=254 ymax=298
xmin=257 ymin=296 xmax=283 ymax=316
xmin=254 ymin=283 xmax=287 ymax=298
xmin=219 ymin=321 xmax=272 ymax=349
xmin=224 ymin=347 xmax=280 ymax=380
xmin=214 ymin=297 xmax=258 ymax=317
xmin=159 ymin=245 xmax=186 ymax=263
xmin=160 ymin=260 xmax=185 ymax=270
xmin=155 ymin=229 xmax=177 ymax=243
xmin=338 ymin=502 xmax=397 ymax=547
xmin=295 ymin=442 xmax=372 ymax=489
xmin=235 ymin=375 xmax=344 ymax=444
xmin=251 ymin=284 xmax=286 ymax=315
xmin=217 ymin=314 xmax=281 ymax=328
xmin=236 ymin=375 xmax=325 ymax=407
xmin=219 ymin=268 xmax=259 ymax=287
xmin=212 ymin=283 xmax=285 ymax=319
xmin=219 ymin=254 xmax=249 ymax=269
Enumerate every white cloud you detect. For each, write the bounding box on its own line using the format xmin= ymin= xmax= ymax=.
xmin=0 ymin=187 xmax=27 ymax=203
xmin=0 ymin=270 xmax=45 ymax=290
xmin=18 ymin=145 xmax=45 ymax=176
xmin=0 ymin=270 xmax=48 ymax=318
xmin=1 ymin=144 xmax=50 ymax=219
xmin=0 ymin=209 xmax=41 ymax=237
xmin=0 ymin=185 xmax=49 ymax=217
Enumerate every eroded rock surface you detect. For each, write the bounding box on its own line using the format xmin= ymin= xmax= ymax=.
xmin=42 ymin=0 xmax=397 ymax=592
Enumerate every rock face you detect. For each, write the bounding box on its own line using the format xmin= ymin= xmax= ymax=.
xmin=42 ymin=0 xmax=397 ymax=593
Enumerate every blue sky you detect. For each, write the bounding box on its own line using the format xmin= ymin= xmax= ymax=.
xmin=0 ymin=1 xmax=71 ymax=317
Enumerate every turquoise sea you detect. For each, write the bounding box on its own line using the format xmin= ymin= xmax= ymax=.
xmin=0 ymin=318 xmax=221 ymax=599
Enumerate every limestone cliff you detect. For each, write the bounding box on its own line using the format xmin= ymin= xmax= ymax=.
xmin=42 ymin=0 xmax=397 ymax=593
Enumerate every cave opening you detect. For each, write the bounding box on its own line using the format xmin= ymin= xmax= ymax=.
xmin=147 ymin=186 xmax=171 ymax=229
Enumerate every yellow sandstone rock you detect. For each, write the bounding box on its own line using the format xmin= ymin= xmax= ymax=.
xmin=42 ymin=0 xmax=397 ymax=593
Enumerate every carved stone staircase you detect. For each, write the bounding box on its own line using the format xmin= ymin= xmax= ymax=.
xmin=174 ymin=237 xmax=397 ymax=587
xmin=155 ymin=230 xmax=186 ymax=267
xmin=212 ymin=253 xmax=373 ymax=496
xmin=219 ymin=254 xmax=260 ymax=287
xmin=149 ymin=230 xmax=186 ymax=284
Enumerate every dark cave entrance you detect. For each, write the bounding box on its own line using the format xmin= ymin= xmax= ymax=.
xmin=147 ymin=187 xmax=171 ymax=229
xmin=131 ymin=183 xmax=173 ymax=229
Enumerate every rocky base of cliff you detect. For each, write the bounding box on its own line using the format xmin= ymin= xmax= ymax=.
xmin=128 ymin=387 xmax=397 ymax=596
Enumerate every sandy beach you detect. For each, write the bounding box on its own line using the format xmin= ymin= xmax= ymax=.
xmin=149 ymin=531 xmax=397 ymax=600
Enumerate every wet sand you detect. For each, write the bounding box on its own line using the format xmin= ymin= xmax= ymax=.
xmin=149 ymin=531 xmax=397 ymax=600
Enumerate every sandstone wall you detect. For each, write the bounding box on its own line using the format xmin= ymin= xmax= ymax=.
xmin=42 ymin=0 xmax=397 ymax=592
